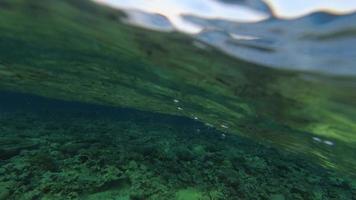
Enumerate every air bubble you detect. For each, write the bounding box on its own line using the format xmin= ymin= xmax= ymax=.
xmin=220 ymin=124 xmax=229 ymax=129
xmin=323 ymin=140 xmax=334 ymax=146
xmin=312 ymin=137 xmax=322 ymax=142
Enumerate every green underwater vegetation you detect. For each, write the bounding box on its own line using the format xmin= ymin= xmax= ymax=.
xmin=0 ymin=0 xmax=355 ymax=199
xmin=0 ymin=92 xmax=355 ymax=199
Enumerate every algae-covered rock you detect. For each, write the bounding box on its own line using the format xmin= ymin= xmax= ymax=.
xmin=0 ymin=182 xmax=14 ymax=200
xmin=0 ymin=187 xmax=10 ymax=200
xmin=269 ymin=194 xmax=285 ymax=200
xmin=60 ymin=142 xmax=89 ymax=155
xmin=0 ymin=137 xmax=38 ymax=160
xmin=28 ymin=152 xmax=58 ymax=172
xmin=0 ymin=148 xmax=19 ymax=160
xmin=175 ymin=188 xmax=204 ymax=200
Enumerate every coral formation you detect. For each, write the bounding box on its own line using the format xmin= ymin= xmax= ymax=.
xmin=0 ymin=92 xmax=354 ymax=199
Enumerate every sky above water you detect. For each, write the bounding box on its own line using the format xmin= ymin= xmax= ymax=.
xmin=265 ymin=0 xmax=356 ymax=17
xmin=94 ymin=0 xmax=356 ymax=33
xmin=93 ymin=0 xmax=356 ymax=76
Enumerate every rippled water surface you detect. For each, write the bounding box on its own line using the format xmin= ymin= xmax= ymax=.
xmin=0 ymin=0 xmax=355 ymax=199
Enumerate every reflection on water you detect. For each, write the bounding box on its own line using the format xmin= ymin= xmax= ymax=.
xmin=97 ymin=0 xmax=356 ymax=76
xmin=0 ymin=0 xmax=355 ymax=199
xmin=94 ymin=0 xmax=270 ymax=33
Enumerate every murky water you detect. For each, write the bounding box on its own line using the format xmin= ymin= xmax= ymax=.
xmin=0 ymin=0 xmax=355 ymax=199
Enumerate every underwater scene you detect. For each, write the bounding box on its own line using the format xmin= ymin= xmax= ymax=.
xmin=0 ymin=0 xmax=355 ymax=199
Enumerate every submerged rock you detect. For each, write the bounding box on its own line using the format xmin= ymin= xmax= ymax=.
xmin=270 ymin=194 xmax=285 ymax=200
xmin=175 ymin=188 xmax=204 ymax=200
xmin=0 ymin=137 xmax=38 ymax=160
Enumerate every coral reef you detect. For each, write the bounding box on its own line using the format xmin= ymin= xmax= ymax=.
xmin=0 ymin=93 xmax=354 ymax=199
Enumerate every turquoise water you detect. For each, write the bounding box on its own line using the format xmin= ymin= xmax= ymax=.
xmin=0 ymin=0 xmax=355 ymax=199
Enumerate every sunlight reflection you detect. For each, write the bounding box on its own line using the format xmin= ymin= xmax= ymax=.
xmin=265 ymin=0 xmax=356 ymax=18
xmin=94 ymin=0 xmax=356 ymax=33
xmin=94 ymin=0 xmax=268 ymax=33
